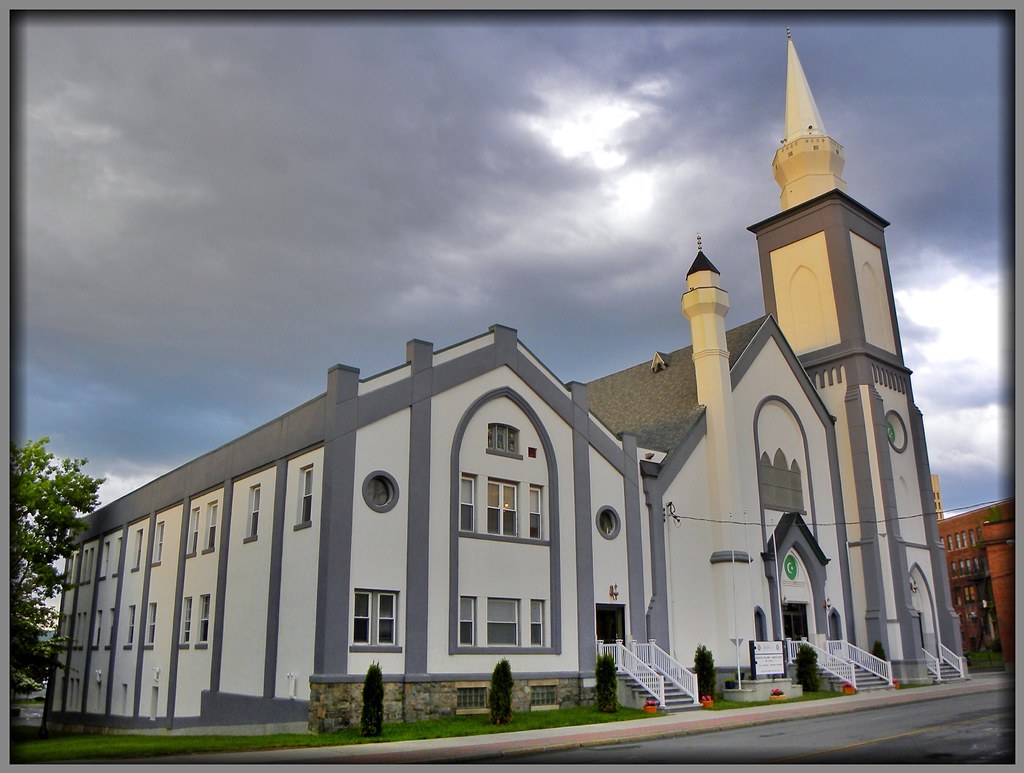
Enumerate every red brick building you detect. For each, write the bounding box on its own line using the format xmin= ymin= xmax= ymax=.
xmin=938 ymin=499 xmax=1014 ymax=662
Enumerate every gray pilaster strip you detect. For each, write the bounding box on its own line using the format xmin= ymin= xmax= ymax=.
xmin=825 ymin=416 xmax=857 ymax=646
xmin=103 ymin=526 xmax=129 ymax=715
xmin=570 ymin=382 xmax=597 ymax=671
xmin=131 ymin=512 xmax=158 ymax=719
xmin=209 ymin=477 xmax=234 ymax=692
xmin=620 ymin=434 xmax=645 ymax=640
xmin=405 ymin=339 xmax=434 ymax=675
xmin=314 ymin=364 xmax=360 ymax=676
xmin=640 ymin=463 xmax=670 ymax=647
xmin=909 ymin=402 xmax=959 ymax=650
xmin=263 ymin=459 xmax=289 ymax=698
xmin=844 ymin=385 xmax=888 ymax=652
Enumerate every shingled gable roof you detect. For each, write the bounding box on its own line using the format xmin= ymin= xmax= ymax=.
xmin=586 ymin=315 xmax=770 ymax=453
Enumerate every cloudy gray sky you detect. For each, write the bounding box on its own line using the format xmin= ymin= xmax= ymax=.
xmin=13 ymin=12 xmax=1012 ymax=519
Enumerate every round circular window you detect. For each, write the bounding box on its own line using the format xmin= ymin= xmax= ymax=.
xmin=885 ymin=410 xmax=907 ymax=453
xmin=595 ymin=507 xmax=621 ymax=540
xmin=362 ymin=471 xmax=399 ymax=513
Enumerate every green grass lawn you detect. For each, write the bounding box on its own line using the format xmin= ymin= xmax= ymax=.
xmin=705 ymin=689 xmax=841 ymax=711
xmin=11 ymin=705 xmax=652 ymax=763
xmin=965 ymin=650 xmax=1004 ymax=670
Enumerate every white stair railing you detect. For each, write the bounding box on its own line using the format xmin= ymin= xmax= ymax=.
xmin=939 ymin=643 xmax=968 ymax=679
xmin=922 ymin=647 xmax=941 ymax=678
xmin=827 ymin=640 xmax=893 ymax=686
xmin=787 ymin=639 xmax=856 ymax=689
xmin=631 ymin=639 xmax=699 ymax=703
xmin=598 ymin=640 xmax=665 ymax=706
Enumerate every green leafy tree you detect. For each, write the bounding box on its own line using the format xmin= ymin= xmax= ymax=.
xmin=595 ymin=652 xmax=619 ymax=712
xmin=795 ymin=644 xmax=820 ymax=691
xmin=10 ymin=438 xmax=103 ymax=699
xmin=359 ymin=662 xmax=384 ymax=737
xmin=694 ymin=644 xmax=716 ymax=700
xmin=489 ymin=658 xmax=514 ymax=724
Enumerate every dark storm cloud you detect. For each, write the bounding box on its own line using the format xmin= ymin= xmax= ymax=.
xmin=14 ymin=13 xmax=1011 ymax=512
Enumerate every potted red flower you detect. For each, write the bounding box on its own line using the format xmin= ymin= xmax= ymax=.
xmin=700 ymin=694 xmax=714 ymax=709
xmin=769 ymin=688 xmax=786 ymax=702
xmin=842 ymin=682 xmax=856 ymax=695
xmin=643 ymin=698 xmax=659 ymax=714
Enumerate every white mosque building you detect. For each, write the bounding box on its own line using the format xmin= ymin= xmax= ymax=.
xmin=52 ymin=35 xmax=963 ymax=734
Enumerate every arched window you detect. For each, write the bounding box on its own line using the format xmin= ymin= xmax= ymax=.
xmin=759 ymin=449 xmax=804 ymax=511
xmin=754 ymin=607 xmax=767 ymax=641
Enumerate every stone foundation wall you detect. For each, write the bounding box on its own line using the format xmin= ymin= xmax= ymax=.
xmin=309 ymin=676 xmax=592 ymax=734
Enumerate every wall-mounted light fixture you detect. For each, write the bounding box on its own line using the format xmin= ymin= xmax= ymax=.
xmin=664 ymin=502 xmax=681 ymax=526
xmin=822 ymin=597 xmax=832 ymax=611
xmin=153 ymin=666 xmax=160 ymax=682
xmin=909 ymin=579 xmax=918 ymax=594
xmin=609 ymin=584 xmax=619 ymax=601
xmin=95 ymin=669 xmax=103 ymax=683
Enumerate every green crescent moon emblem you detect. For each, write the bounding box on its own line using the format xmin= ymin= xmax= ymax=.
xmin=783 ymin=554 xmax=798 ymax=580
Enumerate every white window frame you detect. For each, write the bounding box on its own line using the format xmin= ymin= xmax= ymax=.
xmin=127 ymin=604 xmax=136 ymax=645
xmin=459 ymin=596 xmax=476 ymax=646
xmin=529 ymin=486 xmax=542 ymax=540
xmin=487 ymin=481 xmax=517 ymax=537
xmin=460 ymin=476 xmax=475 ymax=532
xmin=146 ymin=602 xmax=157 ymax=645
xmin=530 ymin=599 xmax=544 ymax=647
xmin=154 ymin=521 xmax=165 ymax=564
xmin=188 ymin=508 xmax=200 ymax=555
xmin=199 ymin=594 xmax=211 ymax=643
xmin=248 ymin=485 xmax=261 ymax=539
xmin=486 ymin=598 xmax=519 ymax=646
xmin=101 ymin=540 xmax=111 ymax=578
xmin=181 ymin=596 xmax=193 ymax=644
xmin=352 ymin=590 xmax=398 ymax=646
xmin=299 ymin=466 xmax=314 ymax=524
xmin=205 ymin=502 xmax=218 ymax=551
xmin=134 ymin=528 xmax=144 ymax=570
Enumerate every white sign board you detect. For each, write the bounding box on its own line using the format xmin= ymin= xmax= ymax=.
xmin=752 ymin=640 xmax=785 ymax=677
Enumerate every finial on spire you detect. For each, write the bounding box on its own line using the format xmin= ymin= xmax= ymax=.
xmin=696 ymin=232 xmax=703 ymax=253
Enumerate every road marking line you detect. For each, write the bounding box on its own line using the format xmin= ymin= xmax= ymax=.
xmin=772 ymin=711 xmax=1013 ymax=762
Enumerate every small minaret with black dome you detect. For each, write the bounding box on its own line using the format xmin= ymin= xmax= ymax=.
xmin=748 ymin=31 xmax=959 ymax=682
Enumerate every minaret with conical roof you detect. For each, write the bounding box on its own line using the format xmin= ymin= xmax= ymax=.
xmin=773 ymin=30 xmax=847 ymax=210
xmin=748 ymin=32 xmax=960 ymax=684
xmin=682 ymin=237 xmax=742 ymax=552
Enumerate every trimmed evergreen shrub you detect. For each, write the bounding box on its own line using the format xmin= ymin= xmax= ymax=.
xmin=595 ymin=652 xmax=619 ymax=713
xmin=489 ymin=658 xmax=514 ymax=725
xmin=694 ymin=644 xmax=716 ymax=700
xmin=871 ymin=640 xmax=887 ymax=661
xmin=359 ymin=662 xmax=384 ymax=737
xmin=795 ymin=644 xmax=820 ymax=692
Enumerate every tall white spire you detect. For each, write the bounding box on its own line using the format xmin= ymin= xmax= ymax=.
xmin=783 ymin=33 xmax=827 ymax=143
xmin=772 ymin=31 xmax=847 ymax=210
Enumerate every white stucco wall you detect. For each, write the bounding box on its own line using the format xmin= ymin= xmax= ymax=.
xmin=220 ymin=466 xmax=278 ymax=697
xmin=176 ymin=491 xmax=220 ymax=717
xmin=275 ymin=447 xmax=323 ymax=701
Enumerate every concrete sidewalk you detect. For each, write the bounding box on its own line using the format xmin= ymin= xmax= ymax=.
xmin=143 ymin=671 xmax=1011 ymax=765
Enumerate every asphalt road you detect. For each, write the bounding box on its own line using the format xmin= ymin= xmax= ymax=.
xmin=482 ymin=688 xmax=1014 ymax=764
